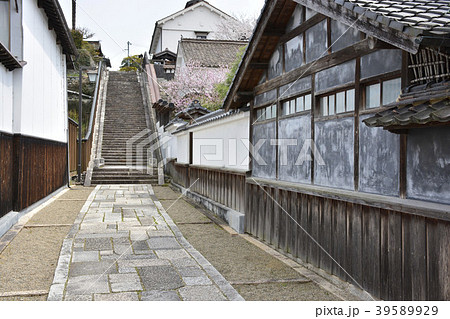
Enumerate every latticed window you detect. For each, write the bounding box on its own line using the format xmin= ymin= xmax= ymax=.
xmin=409 ymin=48 xmax=450 ymax=85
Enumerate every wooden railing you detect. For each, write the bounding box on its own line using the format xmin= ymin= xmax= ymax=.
xmin=68 ymin=118 xmax=78 ymax=173
xmin=167 ymin=160 xmax=247 ymax=212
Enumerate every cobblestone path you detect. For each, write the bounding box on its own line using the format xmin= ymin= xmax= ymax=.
xmin=48 ymin=185 xmax=243 ymax=301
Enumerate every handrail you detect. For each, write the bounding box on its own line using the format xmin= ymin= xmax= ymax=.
xmin=83 ymin=59 xmax=104 ymax=141
xmin=141 ymin=53 xmax=163 ymax=165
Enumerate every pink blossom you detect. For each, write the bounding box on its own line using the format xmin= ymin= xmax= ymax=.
xmin=162 ymin=62 xmax=229 ymax=112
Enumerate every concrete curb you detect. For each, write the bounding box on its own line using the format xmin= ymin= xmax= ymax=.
xmin=48 ymin=186 xmax=101 ymax=301
xmin=171 ymin=181 xmax=245 ymax=234
xmin=153 ymin=193 xmax=245 ymax=301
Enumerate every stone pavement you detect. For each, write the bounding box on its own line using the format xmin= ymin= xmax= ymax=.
xmin=48 ymin=185 xmax=243 ymax=301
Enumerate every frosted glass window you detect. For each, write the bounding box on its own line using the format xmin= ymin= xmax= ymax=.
xmin=336 ymin=91 xmax=346 ymax=113
xmin=328 ymin=95 xmax=335 ymax=115
xmin=321 ymin=97 xmax=328 ymax=116
xmin=304 ymin=94 xmax=311 ymax=110
xmin=346 ymin=89 xmax=355 ymax=111
xmin=271 ymin=105 xmax=277 ymax=119
xmin=260 ymin=109 xmax=266 ymax=121
xmin=282 ymin=101 xmax=290 ymax=116
xmin=0 ymin=0 xmax=9 ymax=48
xmin=366 ymin=83 xmax=381 ymax=108
xmin=296 ymin=96 xmax=303 ymax=112
xmin=290 ymin=100 xmax=296 ymax=114
xmin=383 ymin=78 xmax=401 ymax=105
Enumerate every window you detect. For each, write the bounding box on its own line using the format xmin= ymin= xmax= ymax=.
xmin=320 ymin=88 xmax=355 ymax=116
xmin=195 ymin=32 xmax=209 ymax=39
xmin=255 ymin=105 xmax=277 ymax=122
xmin=0 ymin=0 xmax=9 ymax=48
xmin=281 ymin=93 xmax=311 ymax=117
xmin=365 ymin=77 xmax=401 ymax=109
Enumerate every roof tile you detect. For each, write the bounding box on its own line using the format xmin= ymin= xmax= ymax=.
xmin=179 ymin=39 xmax=248 ymax=68
xmin=348 ymin=0 xmax=450 ymax=35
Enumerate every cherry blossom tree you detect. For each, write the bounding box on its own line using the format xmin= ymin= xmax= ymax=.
xmin=214 ymin=14 xmax=257 ymax=41
xmin=162 ymin=62 xmax=229 ymax=111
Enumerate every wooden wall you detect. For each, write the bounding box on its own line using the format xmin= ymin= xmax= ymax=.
xmin=245 ymin=180 xmax=450 ymax=300
xmin=167 ymin=160 xmax=247 ymax=213
xmin=0 ymin=134 xmax=68 ymax=218
xmin=13 ymin=135 xmax=68 ymax=212
xmin=0 ymin=132 xmax=13 ymax=218
xmin=68 ymin=119 xmax=78 ymax=173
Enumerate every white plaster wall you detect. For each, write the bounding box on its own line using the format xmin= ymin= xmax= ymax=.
xmin=191 ymin=113 xmax=250 ymax=170
xmin=0 ymin=64 xmax=13 ymax=133
xmin=160 ymin=5 xmax=227 ymax=53
xmin=17 ymin=0 xmax=67 ymax=142
xmin=176 ymin=132 xmax=190 ymax=164
xmin=163 ymin=124 xmax=181 ymax=160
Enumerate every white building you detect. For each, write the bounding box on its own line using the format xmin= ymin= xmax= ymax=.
xmin=149 ymin=0 xmax=233 ymax=56
xmin=0 ymin=0 xmax=77 ymax=237
xmin=166 ymin=109 xmax=250 ymax=171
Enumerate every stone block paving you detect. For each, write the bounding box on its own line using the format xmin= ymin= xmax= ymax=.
xmin=48 ymin=185 xmax=243 ymax=301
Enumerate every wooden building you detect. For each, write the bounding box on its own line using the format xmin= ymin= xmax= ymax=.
xmin=222 ymin=0 xmax=450 ymax=300
xmin=0 ymin=0 xmax=77 ymax=236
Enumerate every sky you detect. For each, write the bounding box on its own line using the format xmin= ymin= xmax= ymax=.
xmin=59 ymin=0 xmax=265 ymax=69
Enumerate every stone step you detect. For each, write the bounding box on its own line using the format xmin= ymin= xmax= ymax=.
xmin=93 ymin=71 xmax=159 ymax=185
xmin=90 ymin=180 xmax=157 ymax=185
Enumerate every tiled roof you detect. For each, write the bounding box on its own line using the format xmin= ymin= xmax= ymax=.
xmin=173 ymin=108 xmax=249 ymax=133
xmin=39 ymin=0 xmax=78 ymax=56
xmin=342 ymin=0 xmax=450 ymax=34
xmin=180 ymin=39 xmax=248 ymax=67
xmin=363 ymin=81 xmax=450 ymax=129
xmin=175 ymin=100 xmax=211 ymax=118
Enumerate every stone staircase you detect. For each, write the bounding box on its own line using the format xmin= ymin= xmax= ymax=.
xmin=91 ymin=71 xmax=158 ymax=185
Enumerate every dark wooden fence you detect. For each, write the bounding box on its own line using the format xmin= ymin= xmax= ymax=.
xmin=167 ymin=160 xmax=247 ymax=212
xmin=12 ymin=135 xmax=68 ymax=212
xmin=0 ymin=132 xmax=13 ymax=218
xmin=68 ymin=118 xmax=78 ymax=173
xmin=1 ymin=133 xmax=67 ymax=218
xmin=246 ymin=179 xmax=450 ymax=301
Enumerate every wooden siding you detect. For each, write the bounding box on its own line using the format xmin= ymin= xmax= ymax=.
xmin=0 ymin=132 xmax=13 ymax=218
xmin=246 ymin=179 xmax=450 ymax=300
xmin=167 ymin=160 xmax=247 ymax=213
xmin=12 ymin=135 xmax=67 ymax=212
xmin=68 ymin=119 xmax=78 ymax=173
xmin=68 ymin=120 xmax=92 ymax=174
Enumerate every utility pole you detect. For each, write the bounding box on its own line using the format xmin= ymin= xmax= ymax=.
xmin=77 ymin=67 xmax=83 ymax=183
xmin=127 ymin=41 xmax=132 ymax=67
xmin=72 ymin=0 xmax=76 ymax=30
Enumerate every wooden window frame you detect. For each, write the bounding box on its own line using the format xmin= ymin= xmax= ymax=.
xmin=253 ymin=103 xmax=277 ymax=124
xmin=279 ymin=92 xmax=312 ymax=119
xmin=316 ymin=86 xmax=356 ymax=120
xmin=361 ymin=74 xmax=402 ymax=114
